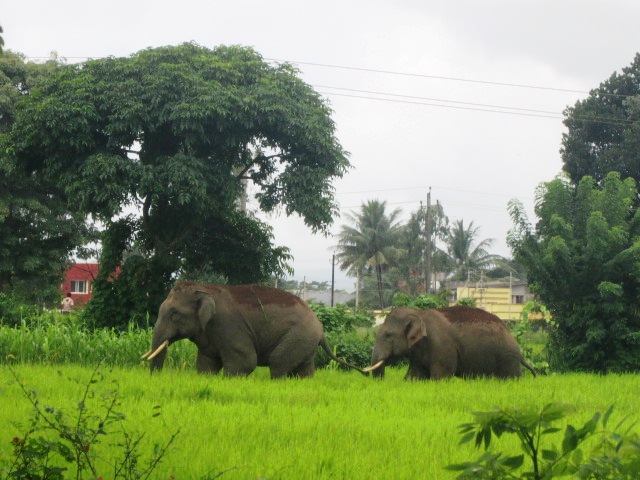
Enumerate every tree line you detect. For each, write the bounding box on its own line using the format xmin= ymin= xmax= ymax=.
xmin=333 ymin=199 xmax=509 ymax=308
xmin=2 ymin=26 xmax=640 ymax=372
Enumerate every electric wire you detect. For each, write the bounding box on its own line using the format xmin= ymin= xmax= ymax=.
xmin=19 ymin=54 xmax=637 ymax=126
xmin=265 ymin=58 xmax=591 ymax=95
xmin=314 ymin=84 xmax=562 ymax=115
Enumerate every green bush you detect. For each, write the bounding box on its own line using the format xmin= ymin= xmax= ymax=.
xmin=391 ymin=292 xmax=413 ymax=307
xmin=308 ymin=302 xmax=376 ymax=369
xmin=410 ymin=293 xmax=448 ymax=309
xmin=317 ymin=331 xmax=375 ymax=369
xmin=455 ymin=297 xmax=476 ymax=307
xmin=0 ymin=292 xmax=43 ymax=327
xmin=511 ymin=301 xmax=552 ymax=375
xmin=308 ymin=302 xmax=375 ymax=333
xmin=446 ymin=403 xmax=640 ymax=479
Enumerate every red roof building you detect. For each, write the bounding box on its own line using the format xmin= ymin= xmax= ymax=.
xmin=60 ymin=263 xmax=99 ymax=307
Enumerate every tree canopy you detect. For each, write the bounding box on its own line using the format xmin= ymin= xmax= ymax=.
xmin=561 ymin=53 xmax=640 ymax=185
xmin=9 ymin=43 xmax=349 ymax=325
xmin=508 ymin=172 xmax=640 ymax=372
xmin=509 ymin=53 xmax=640 ymax=373
xmin=0 ymin=50 xmax=92 ymax=303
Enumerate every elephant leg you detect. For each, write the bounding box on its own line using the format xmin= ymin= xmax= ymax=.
xmin=429 ymin=361 xmax=456 ymax=380
xmin=221 ymin=349 xmax=257 ymax=377
xmin=405 ymin=362 xmax=430 ymax=380
xmin=284 ymin=356 xmax=315 ymax=379
xmin=196 ymin=351 xmax=222 ymax=375
xmin=268 ymin=333 xmax=317 ymax=379
xmin=406 ymin=350 xmax=431 ymax=380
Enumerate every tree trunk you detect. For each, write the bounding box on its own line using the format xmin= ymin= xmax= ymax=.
xmin=376 ymin=263 xmax=385 ymax=309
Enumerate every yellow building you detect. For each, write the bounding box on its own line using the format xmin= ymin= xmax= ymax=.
xmin=452 ymin=281 xmax=533 ymax=321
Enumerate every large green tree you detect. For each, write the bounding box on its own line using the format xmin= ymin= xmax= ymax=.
xmin=562 ymin=53 xmax=640 ymax=185
xmin=10 ymin=43 xmax=349 ymax=326
xmin=335 ymin=199 xmax=403 ymax=308
xmin=508 ymin=172 xmax=640 ymax=373
xmin=0 ymin=50 xmax=91 ymax=304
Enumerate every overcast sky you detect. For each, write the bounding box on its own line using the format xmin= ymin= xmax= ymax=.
xmin=4 ymin=1 xmax=640 ymax=290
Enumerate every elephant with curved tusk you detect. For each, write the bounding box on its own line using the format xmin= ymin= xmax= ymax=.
xmin=364 ymin=306 xmax=536 ymax=380
xmin=142 ymin=281 xmax=365 ymax=379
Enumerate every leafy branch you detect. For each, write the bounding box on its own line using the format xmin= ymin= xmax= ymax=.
xmin=446 ymin=402 xmax=640 ymax=479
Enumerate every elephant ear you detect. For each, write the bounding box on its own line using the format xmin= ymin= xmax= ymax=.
xmin=195 ymin=290 xmax=216 ymax=332
xmin=405 ymin=315 xmax=427 ymax=348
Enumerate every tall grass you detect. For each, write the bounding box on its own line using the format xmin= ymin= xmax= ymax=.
xmin=0 ymin=314 xmax=197 ymax=368
xmin=2 ymin=365 xmax=639 ymax=479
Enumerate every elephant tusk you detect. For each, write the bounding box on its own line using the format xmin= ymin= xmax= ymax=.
xmin=362 ymin=360 xmax=385 ymax=372
xmin=140 ymin=348 xmax=153 ymax=360
xmin=146 ymin=340 xmax=169 ymax=361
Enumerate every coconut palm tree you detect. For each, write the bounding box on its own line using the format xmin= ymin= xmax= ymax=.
xmin=335 ymin=200 xmax=403 ymax=308
xmin=446 ymin=219 xmax=502 ymax=281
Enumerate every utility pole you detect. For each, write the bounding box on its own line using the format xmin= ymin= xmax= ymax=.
xmin=330 ymin=253 xmax=335 ymax=307
xmin=420 ymin=200 xmax=425 ymax=292
xmin=425 ymin=187 xmax=433 ymax=293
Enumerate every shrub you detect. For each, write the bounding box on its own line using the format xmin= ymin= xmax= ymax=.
xmin=308 ymin=302 xmax=375 ymax=333
xmin=317 ymin=331 xmax=375 ymax=369
xmin=410 ymin=293 xmax=448 ymax=309
xmin=511 ymin=301 xmax=553 ymax=375
xmin=391 ymin=292 xmax=413 ymax=307
xmin=446 ymin=403 xmax=640 ymax=479
xmin=455 ymin=297 xmax=476 ymax=307
xmin=0 ymin=292 xmax=43 ymax=327
xmin=3 ymin=363 xmax=178 ymax=479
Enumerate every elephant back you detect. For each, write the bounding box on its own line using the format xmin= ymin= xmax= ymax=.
xmin=226 ymin=285 xmax=308 ymax=310
xmin=435 ymin=306 xmax=508 ymax=329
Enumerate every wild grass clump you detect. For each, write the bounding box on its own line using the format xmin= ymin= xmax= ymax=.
xmin=2 ymin=363 xmax=179 ymax=479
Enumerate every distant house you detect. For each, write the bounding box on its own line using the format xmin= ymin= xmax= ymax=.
xmin=448 ymin=280 xmax=535 ymax=321
xmin=298 ymin=289 xmax=355 ymax=305
xmin=60 ymin=263 xmax=99 ymax=307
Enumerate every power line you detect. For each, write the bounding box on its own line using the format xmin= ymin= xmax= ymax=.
xmin=20 ymin=53 xmax=601 ymax=97
xmin=337 ymin=184 xmax=533 ymax=200
xmin=266 ymin=58 xmax=591 ymax=95
xmin=19 ymin=54 xmax=636 ymax=126
xmin=317 ymin=90 xmax=562 ymax=120
xmin=314 ymin=84 xmax=561 ymax=115
xmin=317 ymin=89 xmax=635 ymax=127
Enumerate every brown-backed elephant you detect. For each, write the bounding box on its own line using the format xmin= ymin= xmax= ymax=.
xmin=141 ymin=281 xmax=363 ymax=378
xmin=364 ymin=306 xmax=536 ymax=380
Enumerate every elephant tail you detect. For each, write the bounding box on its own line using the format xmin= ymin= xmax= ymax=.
xmin=319 ymin=335 xmax=367 ymax=375
xmin=521 ymin=358 xmax=537 ymax=377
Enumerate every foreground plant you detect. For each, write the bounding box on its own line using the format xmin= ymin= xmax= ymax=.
xmin=446 ymin=402 xmax=640 ymax=479
xmin=3 ymin=363 xmax=179 ymax=479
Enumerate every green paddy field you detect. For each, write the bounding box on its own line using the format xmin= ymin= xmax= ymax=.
xmin=2 ymin=363 xmax=638 ymax=479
